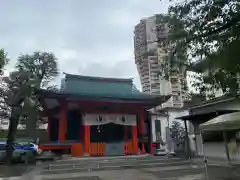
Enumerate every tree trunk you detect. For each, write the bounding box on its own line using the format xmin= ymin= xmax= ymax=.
xmin=6 ymin=108 xmax=19 ymax=165
xmin=26 ymin=115 xmax=37 ymax=142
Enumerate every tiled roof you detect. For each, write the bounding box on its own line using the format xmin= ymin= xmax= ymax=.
xmin=64 ymin=73 xmax=133 ymax=83
xmin=189 ymin=94 xmax=239 ymax=109
xmin=62 ymin=73 xmax=139 ymax=96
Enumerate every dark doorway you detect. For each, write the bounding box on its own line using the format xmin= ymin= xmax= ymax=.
xmin=90 ymin=123 xmax=124 ymax=143
xmin=66 ymin=110 xmax=81 ymax=141
xmin=50 ymin=118 xmax=59 ymax=141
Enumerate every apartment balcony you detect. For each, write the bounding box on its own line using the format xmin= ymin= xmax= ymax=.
xmin=138 ymin=64 xmax=149 ymax=70
xmin=171 ymin=85 xmax=181 ymax=91
xmin=141 ymin=73 xmax=150 ymax=78
xmin=142 ymin=75 xmax=150 ymax=80
xmin=150 ymin=64 xmax=159 ymax=69
xmin=172 ymin=101 xmax=184 ymax=108
xmin=151 ymin=80 xmax=160 ymax=84
xmin=151 ymin=90 xmax=160 ymax=94
xmin=159 ymin=101 xmax=174 ymax=109
xmin=170 ymin=74 xmax=180 ymax=79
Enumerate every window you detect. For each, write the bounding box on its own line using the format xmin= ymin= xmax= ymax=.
xmin=155 ymin=120 xmax=161 ymax=141
xmin=172 ymin=95 xmax=180 ymax=101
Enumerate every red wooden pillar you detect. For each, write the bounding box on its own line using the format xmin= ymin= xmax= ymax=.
xmin=139 ymin=109 xmax=145 ymax=154
xmin=131 ymin=125 xmax=138 ymax=155
xmin=83 ymin=125 xmax=90 ymax=153
xmin=58 ymin=100 xmax=67 ymax=142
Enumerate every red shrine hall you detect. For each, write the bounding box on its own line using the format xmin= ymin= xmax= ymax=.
xmin=37 ymin=73 xmax=169 ymax=156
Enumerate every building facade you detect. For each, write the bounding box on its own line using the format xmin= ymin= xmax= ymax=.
xmin=134 ymin=14 xmax=185 ymax=109
xmin=37 ymin=73 xmax=170 ymax=156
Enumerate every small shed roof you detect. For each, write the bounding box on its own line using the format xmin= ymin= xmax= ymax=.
xmin=175 ymin=110 xmax=238 ymax=124
xmin=200 ymin=111 xmax=240 ymax=131
xmin=188 ymin=94 xmax=240 ymax=110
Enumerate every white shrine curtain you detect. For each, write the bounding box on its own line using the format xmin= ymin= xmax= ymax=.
xmin=82 ymin=114 xmax=137 ymax=126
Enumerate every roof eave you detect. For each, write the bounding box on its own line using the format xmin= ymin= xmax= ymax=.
xmin=36 ymin=89 xmax=170 ymax=108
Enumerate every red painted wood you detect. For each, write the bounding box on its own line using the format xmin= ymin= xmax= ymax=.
xmin=83 ymin=125 xmax=90 ymax=153
xmin=58 ymin=100 xmax=67 ymax=142
xmin=139 ymin=109 xmax=145 ymax=154
xmin=149 ymin=143 xmax=153 ymax=154
xmin=77 ymin=102 xmax=142 ymax=114
xmin=131 ymin=125 xmax=138 ymax=155
xmin=76 ymin=100 xmax=143 ymax=108
xmin=39 ymin=145 xmax=71 ymax=150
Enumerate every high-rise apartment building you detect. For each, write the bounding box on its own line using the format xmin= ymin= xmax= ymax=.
xmin=134 ymin=14 xmax=185 ymax=108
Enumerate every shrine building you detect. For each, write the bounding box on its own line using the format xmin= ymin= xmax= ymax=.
xmin=37 ymin=73 xmax=170 ymax=156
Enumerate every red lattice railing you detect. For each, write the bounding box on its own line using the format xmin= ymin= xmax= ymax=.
xmin=89 ymin=142 xmax=106 ymax=156
xmin=124 ymin=141 xmax=134 ymax=155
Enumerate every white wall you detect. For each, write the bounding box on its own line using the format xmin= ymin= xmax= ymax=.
xmin=204 ymin=142 xmax=226 ymax=159
xmin=150 ymin=109 xmax=190 ymax=143
xmin=167 ymin=109 xmax=189 ymax=128
xmin=151 ymin=115 xmax=167 ymax=142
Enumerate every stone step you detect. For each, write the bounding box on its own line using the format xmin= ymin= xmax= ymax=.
xmin=48 ymin=155 xmax=179 ymax=165
xmin=41 ymin=160 xmax=190 ymax=175
xmin=45 ymin=158 xmax=184 ymax=170
xmin=39 ymin=165 xmax=205 ymax=180
xmin=145 ymin=167 xmax=205 ymax=178
xmin=44 ymin=157 xmax=182 ymax=170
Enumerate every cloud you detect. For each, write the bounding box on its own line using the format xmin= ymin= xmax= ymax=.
xmin=0 ymin=0 xmax=170 ymax=90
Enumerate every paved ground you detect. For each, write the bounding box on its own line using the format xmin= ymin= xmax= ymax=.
xmin=0 ymin=164 xmax=31 ymax=178
xmin=2 ymin=155 xmax=240 ymax=180
xmin=29 ymin=165 xmax=240 ymax=180
xmin=40 ymin=168 xmax=202 ymax=180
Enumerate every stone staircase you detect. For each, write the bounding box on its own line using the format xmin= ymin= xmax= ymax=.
xmin=40 ymin=155 xmax=192 ymax=175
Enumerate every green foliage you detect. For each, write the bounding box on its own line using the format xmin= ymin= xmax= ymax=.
xmin=0 ymin=51 xmax=59 ymax=163
xmin=171 ymin=121 xmax=185 ymax=146
xmin=160 ymin=0 xmax=240 ymax=96
xmin=0 ymin=49 xmax=9 ymax=75
xmin=16 ymin=52 xmax=59 ymax=88
xmin=15 ymin=52 xmax=59 ymax=140
xmin=1 ymin=70 xmax=36 ymax=164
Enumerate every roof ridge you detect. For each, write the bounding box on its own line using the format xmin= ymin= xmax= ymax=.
xmin=64 ymin=73 xmax=133 ymax=83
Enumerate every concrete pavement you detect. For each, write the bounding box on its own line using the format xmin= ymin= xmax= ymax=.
xmin=2 ymin=155 xmax=240 ymax=180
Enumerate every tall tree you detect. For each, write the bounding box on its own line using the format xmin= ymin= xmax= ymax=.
xmin=0 ymin=51 xmax=59 ymax=163
xmin=3 ymin=70 xmax=36 ymax=164
xmin=159 ymin=0 xmax=240 ymax=95
xmin=0 ymin=49 xmax=8 ymax=75
xmin=15 ymin=52 xmax=59 ymax=141
xmin=0 ymin=49 xmax=9 ymax=119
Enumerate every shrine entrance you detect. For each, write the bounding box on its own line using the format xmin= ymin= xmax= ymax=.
xmin=37 ymin=73 xmax=170 ymax=156
xmin=90 ymin=123 xmax=124 ymax=143
xmin=83 ymin=114 xmax=137 ymax=156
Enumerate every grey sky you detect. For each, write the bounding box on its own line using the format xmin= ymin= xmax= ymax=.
xmin=1 ymin=0 xmax=171 ymax=89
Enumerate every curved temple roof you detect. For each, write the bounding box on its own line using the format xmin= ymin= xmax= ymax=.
xmin=37 ymin=73 xmax=171 ymax=110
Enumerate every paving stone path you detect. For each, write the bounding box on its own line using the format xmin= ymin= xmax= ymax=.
xmin=2 ymin=156 xmax=240 ymax=180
